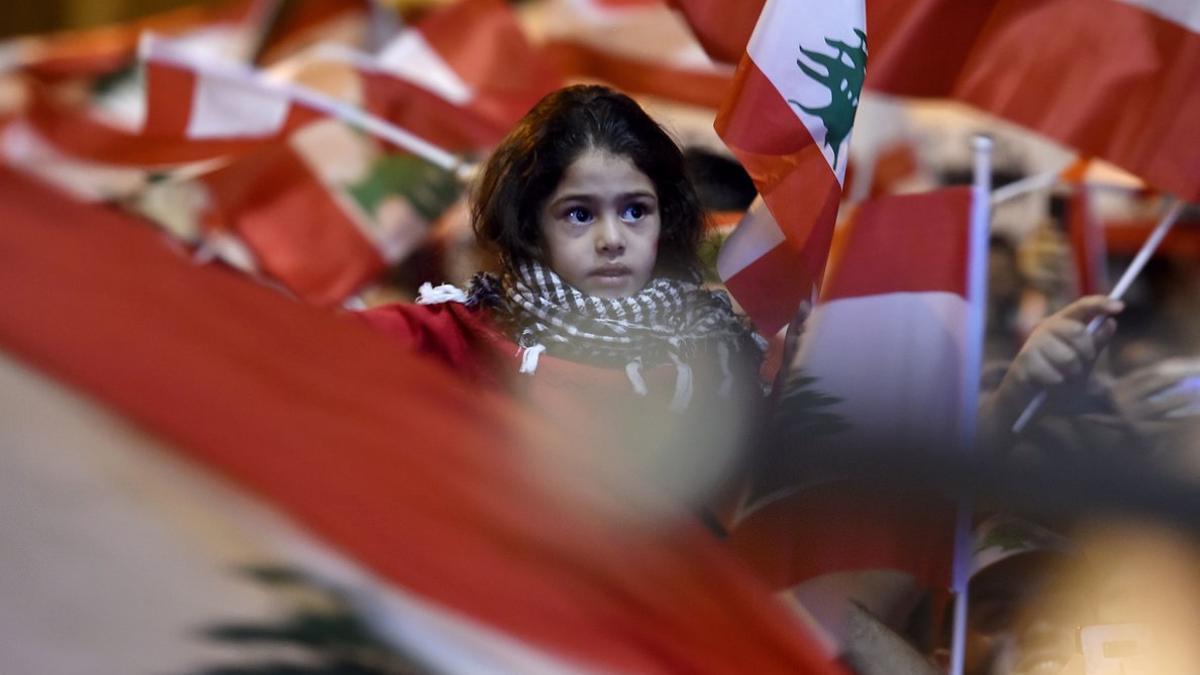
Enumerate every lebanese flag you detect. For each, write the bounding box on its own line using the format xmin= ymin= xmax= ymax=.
xmin=727 ymin=188 xmax=975 ymax=592
xmin=194 ymin=120 xmax=395 ymax=306
xmin=353 ymin=0 xmax=560 ymax=150
xmin=715 ymin=0 xmax=867 ymax=334
xmin=0 ymin=165 xmax=846 ymax=675
xmin=20 ymin=35 xmax=324 ymax=170
xmin=536 ymin=0 xmax=733 ymax=109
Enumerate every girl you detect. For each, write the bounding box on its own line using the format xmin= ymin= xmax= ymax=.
xmin=360 ymin=85 xmax=765 ymax=501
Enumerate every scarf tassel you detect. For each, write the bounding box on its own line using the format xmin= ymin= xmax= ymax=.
xmin=625 ymin=359 xmax=648 ymax=396
xmin=668 ymin=352 xmax=694 ymax=412
xmin=717 ymin=341 xmax=733 ymax=399
xmin=417 ymin=282 xmax=468 ymax=305
xmin=518 ymin=343 xmax=546 ymax=375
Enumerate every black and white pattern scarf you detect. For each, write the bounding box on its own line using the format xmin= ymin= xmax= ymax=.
xmin=417 ymin=261 xmax=764 ymax=410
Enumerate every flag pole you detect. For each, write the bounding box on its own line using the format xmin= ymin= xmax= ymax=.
xmin=989 ymin=166 xmax=1061 ymax=206
xmin=138 ymin=35 xmax=463 ymax=173
xmin=950 ymin=134 xmax=994 ymax=675
xmin=1011 ymin=198 xmax=1186 ymax=433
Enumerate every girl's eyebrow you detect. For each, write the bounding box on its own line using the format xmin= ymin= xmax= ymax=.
xmin=549 ymin=191 xmax=657 ymax=208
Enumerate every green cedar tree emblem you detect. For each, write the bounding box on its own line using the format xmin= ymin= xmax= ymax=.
xmin=788 ymin=28 xmax=867 ymax=171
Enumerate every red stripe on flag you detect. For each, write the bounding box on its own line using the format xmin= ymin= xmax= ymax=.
xmin=0 ymin=166 xmax=844 ymax=674
xmin=545 ymin=40 xmax=731 ymax=109
xmin=667 ymin=0 xmax=764 ymax=64
xmin=716 ymin=58 xmax=842 ymax=333
xmin=1066 ymin=187 xmax=1106 ymax=296
xmin=865 ymin=2 xmax=996 ymax=97
xmin=359 ymin=71 xmax=509 ymax=150
xmin=415 ymin=0 xmax=562 ymax=128
xmin=200 ymin=143 xmax=384 ymax=306
xmin=728 ymin=483 xmax=954 ymax=590
xmin=821 ymin=187 xmax=973 ymax=302
xmin=142 ymin=60 xmax=198 ymax=138
xmin=723 ymin=241 xmax=817 ymax=338
xmin=869 ymin=0 xmax=1200 ymax=201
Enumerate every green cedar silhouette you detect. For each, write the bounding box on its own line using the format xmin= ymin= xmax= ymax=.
xmin=185 ymin=565 xmax=429 ymax=675
xmin=787 ymin=28 xmax=867 ymax=171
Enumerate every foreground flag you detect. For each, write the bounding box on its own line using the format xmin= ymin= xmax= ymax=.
xmin=0 ymin=166 xmax=844 ymax=675
xmin=728 ymin=187 xmax=974 ymax=592
xmin=715 ymin=0 xmax=867 ymax=333
xmin=535 ymin=0 xmax=732 ymax=108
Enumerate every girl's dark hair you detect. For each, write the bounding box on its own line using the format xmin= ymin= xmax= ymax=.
xmin=471 ymin=85 xmax=705 ymax=280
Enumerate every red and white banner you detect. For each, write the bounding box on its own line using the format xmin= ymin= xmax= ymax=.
xmin=715 ymin=0 xmax=867 ymax=334
xmin=0 ymin=165 xmax=845 ymax=675
xmin=867 ymin=0 xmax=1200 ymax=202
xmin=342 ymin=0 xmax=560 ymax=151
xmin=536 ymin=0 xmax=732 ymax=108
xmin=728 ymin=187 xmax=974 ymax=592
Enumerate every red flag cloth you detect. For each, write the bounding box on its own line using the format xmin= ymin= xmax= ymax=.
xmin=1066 ymin=185 xmax=1108 ymax=297
xmin=867 ymin=0 xmax=1200 ymax=201
xmin=728 ymin=188 xmax=972 ymax=590
xmin=0 ymin=166 xmax=845 ymax=675
xmin=536 ymin=0 xmax=731 ymax=109
xmin=666 ymin=0 xmax=763 ymax=64
xmin=414 ymin=0 xmax=561 ymax=133
xmin=197 ymin=136 xmax=386 ymax=306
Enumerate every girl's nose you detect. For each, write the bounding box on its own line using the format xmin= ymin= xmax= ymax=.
xmin=595 ymin=216 xmax=626 ymax=255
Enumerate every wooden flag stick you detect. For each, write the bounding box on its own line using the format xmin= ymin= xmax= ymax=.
xmin=1011 ymin=198 xmax=1187 ymax=434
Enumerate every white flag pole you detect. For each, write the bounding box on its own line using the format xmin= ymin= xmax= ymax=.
xmin=950 ymin=134 xmax=994 ymax=675
xmin=1011 ymin=198 xmax=1186 ymax=433
xmin=138 ymin=35 xmax=463 ymax=173
xmin=989 ymin=166 xmax=1061 ymax=206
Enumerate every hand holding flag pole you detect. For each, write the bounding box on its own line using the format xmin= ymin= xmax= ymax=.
xmin=1011 ymin=199 xmax=1187 ymax=434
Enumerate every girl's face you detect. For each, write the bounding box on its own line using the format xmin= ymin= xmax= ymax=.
xmin=538 ymin=148 xmax=660 ymax=298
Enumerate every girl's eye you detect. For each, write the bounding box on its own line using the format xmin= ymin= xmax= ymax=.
xmin=565 ymin=206 xmax=593 ymax=225
xmin=622 ymin=203 xmax=648 ymax=221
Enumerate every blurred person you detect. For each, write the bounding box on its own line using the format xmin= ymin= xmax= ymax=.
xmin=1109 ymin=358 xmax=1200 ymax=474
xmin=358 ymin=84 xmax=766 ymax=506
xmin=987 ymin=234 xmax=1026 ymax=361
xmin=954 ymin=515 xmax=1086 ymax=675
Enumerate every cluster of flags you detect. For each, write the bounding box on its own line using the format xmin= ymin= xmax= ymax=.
xmin=3 ymin=0 xmax=558 ymax=305
xmin=1 ymin=0 xmax=1199 ymax=669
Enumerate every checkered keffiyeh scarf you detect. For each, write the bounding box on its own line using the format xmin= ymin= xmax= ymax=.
xmin=417 ymin=261 xmax=763 ymax=410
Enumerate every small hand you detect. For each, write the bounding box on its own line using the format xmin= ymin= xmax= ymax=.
xmin=1112 ymin=358 xmax=1200 ymax=437
xmin=1007 ymin=296 xmax=1123 ymax=390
